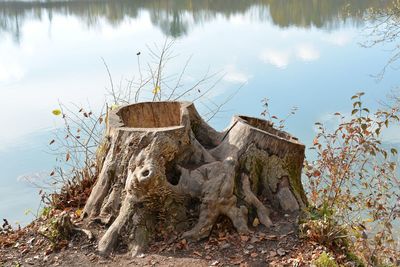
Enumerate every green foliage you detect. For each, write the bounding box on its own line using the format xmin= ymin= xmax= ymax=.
xmin=38 ymin=212 xmax=72 ymax=251
xmin=41 ymin=218 xmax=61 ymax=243
xmin=313 ymin=252 xmax=338 ymax=267
xmin=346 ymin=252 xmax=365 ymax=267
xmin=23 ymin=208 xmax=33 ymax=216
xmin=300 ymin=205 xmax=349 ymax=251
xmin=40 ymin=206 xmax=52 ymax=218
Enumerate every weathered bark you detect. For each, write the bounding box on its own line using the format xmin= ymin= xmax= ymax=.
xmin=82 ymin=101 xmax=306 ymax=256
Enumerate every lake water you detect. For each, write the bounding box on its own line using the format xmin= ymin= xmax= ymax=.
xmin=0 ymin=0 xmax=399 ymax=226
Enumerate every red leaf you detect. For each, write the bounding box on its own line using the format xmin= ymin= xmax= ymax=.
xmin=313 ymin=170 xmax=321 ymax=177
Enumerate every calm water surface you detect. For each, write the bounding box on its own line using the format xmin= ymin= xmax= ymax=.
xmin=1 ymin=0 xmax=399 ymax=225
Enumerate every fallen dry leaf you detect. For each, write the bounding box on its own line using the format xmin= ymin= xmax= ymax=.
xmin=266 ymin=235 xmax=278 ymax=240
xmin=277 ymin=248 xmax=286 ymax=256
xmin=240 ymin=235 xmax=249 ymax=242
xmin=230 ymin=258 xmax=243 ymax=265
xmin=193 ymin=251 xmax=202 ymax=257
xmin=252 ymin=218 xmax=260 ymax=227
xmin=269 ymin=251 xmax=277 ymax=257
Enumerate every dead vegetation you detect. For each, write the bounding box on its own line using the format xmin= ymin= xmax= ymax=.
xmin=2 ymin=41 xmax=400 ymax=267
xmin=303 ymin=92 xmax=400 ymax=266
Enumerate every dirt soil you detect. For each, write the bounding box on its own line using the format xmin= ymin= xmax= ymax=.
xmin=1 ymin=212 xmax=332 ymax=267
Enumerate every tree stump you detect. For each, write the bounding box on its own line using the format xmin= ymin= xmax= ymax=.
xmin=82 ymin=101 xmax=306 ymax=256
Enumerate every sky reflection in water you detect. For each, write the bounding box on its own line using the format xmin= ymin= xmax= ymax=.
xmin=0 ymin=0 xmax=399 ymax=225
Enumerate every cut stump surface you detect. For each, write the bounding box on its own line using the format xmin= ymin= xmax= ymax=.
xmin=82 ymin=101 xmax=306 ymax=256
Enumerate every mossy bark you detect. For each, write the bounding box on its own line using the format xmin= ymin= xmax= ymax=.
xmin=83 ymin=101 xmax=306 ymax=256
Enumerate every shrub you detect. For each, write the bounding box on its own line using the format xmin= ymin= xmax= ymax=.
xmin=304 ymin=92 xmax=400 ymax=265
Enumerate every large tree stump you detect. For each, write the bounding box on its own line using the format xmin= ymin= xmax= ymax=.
xmin=82 ymin=101 xmax=306 ymax=256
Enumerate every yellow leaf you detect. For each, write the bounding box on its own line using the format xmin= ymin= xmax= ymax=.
xmin=365 ymin=218 xmax=374 ymax=223
xmin=111 ymin=104 xmax=119 ymax=110
xmin=52 ymin=109 xmax=62 ymax=116
xmin=152 ymin=86 xmax=160 ymax=94
xmin=252 ymin=218 xmax=260 ymax=227
xmin=75 ymin=209 xmax=82 ymax=217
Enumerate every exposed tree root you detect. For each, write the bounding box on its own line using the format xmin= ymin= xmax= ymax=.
xmin=81 ymin=101 xmax=307 ymax=256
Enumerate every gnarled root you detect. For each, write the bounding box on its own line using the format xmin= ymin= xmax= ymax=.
xmin=241 ymin=173 xmax=272 ymax=228
xmin=82 ymin=102 xmax=306 ymax=256
xmin=180 ymin=158 xmax=250 ymax=241
xmin=98 ymin=194 xmax=135 ymax=256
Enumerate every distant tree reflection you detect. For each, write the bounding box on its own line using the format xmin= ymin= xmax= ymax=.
xmin=0 ymin=0 xmax=396 ymax=43
xmin=363 ymin=1 xmax=400 ymax=79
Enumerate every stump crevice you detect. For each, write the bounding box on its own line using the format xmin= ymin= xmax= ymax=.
xmin=83 ymin=101 xmax=307 ymax=256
